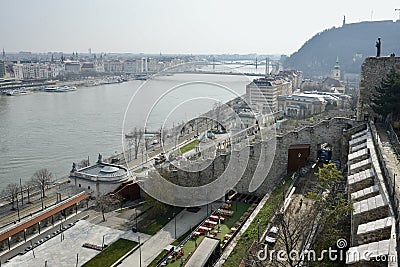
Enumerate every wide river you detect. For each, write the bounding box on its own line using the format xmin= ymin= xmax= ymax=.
xmin=0 ymin=73 xmax=257 ymax=190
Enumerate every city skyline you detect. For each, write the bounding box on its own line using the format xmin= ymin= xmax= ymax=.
xmin=1 ymin=0 xmax=399 ymax=55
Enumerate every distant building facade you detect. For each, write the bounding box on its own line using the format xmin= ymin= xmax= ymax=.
xmin=277 ymin=70 xmax=303 ymax=90
xmin=0 ymin=60 xmax=4 ymax=78
xmin=278 ymin=93 xmax=327 ymax=118
xmin=64 ymin=61 xmax=81 ymax=74
xmin=237 ymin=110 xmax=263 ymax=129
xmin=246 ymin=77 xmax=292 ymax=113
xmin=104 ymin=60 xmax=124 ymax=73
xmin=278 ymin=91 xmax=350 ymax=118
xmin=332 ymin=57 xmax=341 ymax=81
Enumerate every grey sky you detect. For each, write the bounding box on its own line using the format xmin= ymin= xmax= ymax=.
xmin=1 ymin=0 xmax=399 ymax=55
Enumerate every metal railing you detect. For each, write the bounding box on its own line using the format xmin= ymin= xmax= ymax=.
xmin=386 ymin=122 xmax=400 ymax=157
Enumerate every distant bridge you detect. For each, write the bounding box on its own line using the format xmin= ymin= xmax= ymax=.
xmin=170 ymin=70 xmax=266 ymax=77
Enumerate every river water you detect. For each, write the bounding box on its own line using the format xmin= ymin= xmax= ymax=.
xmin=0 ymin=73 xmax=255 ymax=189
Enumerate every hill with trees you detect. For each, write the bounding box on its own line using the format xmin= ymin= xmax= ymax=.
xmin=284 ymin=20 xmax=400 ymax=77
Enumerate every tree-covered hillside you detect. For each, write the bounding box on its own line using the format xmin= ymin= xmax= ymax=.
xmin=284 ymin=20 xmax=400 ymax=77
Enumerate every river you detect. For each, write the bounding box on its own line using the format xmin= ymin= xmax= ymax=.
xmin=0 ymin=73 xmax=255 ymax=189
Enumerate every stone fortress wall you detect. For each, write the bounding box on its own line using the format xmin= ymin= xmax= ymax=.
xmin=164 ymin=117 xmax=362 ymax=196
xmin=357 ymin=56 xmax=400 ymax=121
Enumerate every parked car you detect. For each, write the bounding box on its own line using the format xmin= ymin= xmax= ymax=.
xmin=265 ymin=226 xmax=279 ymax=246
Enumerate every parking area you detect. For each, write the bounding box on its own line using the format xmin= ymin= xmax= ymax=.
xmin=4 ymin=220 xmax=147 ymax=266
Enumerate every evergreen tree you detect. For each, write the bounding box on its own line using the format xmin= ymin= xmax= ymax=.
xmin=371 ymin=68 xmax=400 ymax=120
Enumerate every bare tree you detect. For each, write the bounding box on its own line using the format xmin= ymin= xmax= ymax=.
xmin=271 ymin=205 xmax=317 ymax=267
xmin=1 ymin=183 xmax=20 ymax=210
xmin=126 ymin=138 xmax=135 ymax=162
xmin=125 ymin=127 xmax=143 ymax=160
xmin=24 ymin=180 xmax=35 ymax=204
xmin=159 ymin=127 xmax=168 ymax=147
xmin=77 ymin=158 xmax=90 ymax=169
xmin=31 ymin=168 xmax=53 ymax=199
xmin=213 ymin=101 xmax=223 ymax=131
xmin=95 ymin=194 xmax=117 ymax=221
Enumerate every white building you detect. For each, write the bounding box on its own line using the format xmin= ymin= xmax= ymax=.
xmin=104 ymin=60 xmax=124 ymax=73
xmin=246 ymin=77 xmax=292 ymax=113
xmin=332 ymin=57 xmax=341 ymax=81
xmin=237 ymin=110 xmax=263 ymax=129
xmin=12 ymin=63 xmax=24 ymax=80
xmin=48 ymin=63 xmax=64 ymax=78
xmin=278 ymin=93 xmax=327 ymax=118
xmin=64 ymin=61 xmax=81 ymax=74
xmin=123 ymin=59 xmax=139 ymax=74
xmin=69 ymin=154 xmax=129 ymax=197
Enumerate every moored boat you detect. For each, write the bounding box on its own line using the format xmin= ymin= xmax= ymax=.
xmin=44 ymin=85 xmax=77 ymax=92
xmin=6 ymin=90 xmax=19 ymax=96
xmin=44 ymin=86 xmax=60 ymax=92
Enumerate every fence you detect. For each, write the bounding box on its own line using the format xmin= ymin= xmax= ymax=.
xmin=386 ymin=122 xmax=400 ymax=157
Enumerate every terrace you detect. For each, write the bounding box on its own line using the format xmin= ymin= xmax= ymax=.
xmin=157 ymin=194 xmax=261 ymax=266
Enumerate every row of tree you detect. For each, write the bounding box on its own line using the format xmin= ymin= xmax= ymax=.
xmin=1 ymin=168 xmax=53 ymax=211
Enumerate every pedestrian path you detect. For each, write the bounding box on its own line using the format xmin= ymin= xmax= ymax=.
xmin=118 ymin=204 xmax=217 ymax=267
xmin=3 ymin=220 xmax=149 ymax=267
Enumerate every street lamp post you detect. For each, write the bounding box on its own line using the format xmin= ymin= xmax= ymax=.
xmin=138 ymin=236 xmax=142 ymax=267
xmin=257 ymin=219 xmax=260 ymax=243
xmin=393 ymin=173 xmax=396 ymax=194
xmin=135 ymin=209 xmax=138 ymax=230
xmin=41 ymin=190 xmax=44 ymax=211
xmin=20 ymin=178 xmax=23 ymax=206
xmin=173 ymin=212 xmax=177 ymax=239
xmin=30 ymin=240 xmax=35 ymax=258
xmin=16 ymin=196 xmax=20 ymax=221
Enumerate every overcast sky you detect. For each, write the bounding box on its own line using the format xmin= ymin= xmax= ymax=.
xmin=1 ymin=0 xmax=399 ymax=55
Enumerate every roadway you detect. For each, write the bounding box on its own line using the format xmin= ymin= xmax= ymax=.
xmin=0 ymin=195 xmax=60 ymax=228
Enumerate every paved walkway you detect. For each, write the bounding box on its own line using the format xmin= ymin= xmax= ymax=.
xmin=118 ymin=203 xmax=220 ymax=267
xmin=4 ymin=220 xmax=150 ymax=267
xmin=375 ymin=123 xmax=400 ymax=199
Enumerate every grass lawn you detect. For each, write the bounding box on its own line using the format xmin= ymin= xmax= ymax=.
xmin=82 ymin=238 xmax=138 ymax=267
xmin=176 ymin=139 xmax=199 ymax=154
xmin=149 ymin=223 xmax=202 ymax=267
xmin=222 ymin=174 xmax=294 ymax=266
xmin=166 ymin=236 xmax=205 ymax=267
xmin=139 ymin=207 xmax=183 ymax=235
xmin=133 ymin=167 xmax=147 ymax=173
xmin=163 ymin=201 xmax=251 ymax=267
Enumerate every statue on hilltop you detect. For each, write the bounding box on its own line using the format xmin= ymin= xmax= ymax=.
xmin=376 ymin=37 xmax=381 ymax=57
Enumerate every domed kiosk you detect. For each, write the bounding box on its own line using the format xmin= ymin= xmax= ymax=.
xmin=69 ymin=154 xmax=130 ymax=197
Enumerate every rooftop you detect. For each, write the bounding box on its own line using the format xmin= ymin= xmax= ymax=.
xmin=77 ymin=163 xmax=127 ymax=177
xmin=184 ymin=236 xmax=220 ymax=267
xmin=353 ymin=194 xmax=388 ymax=215
xmin=346 ymin=239 xmax=391 ymax=264
xmin=357 ymin=217 xmax=393 ymax=235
